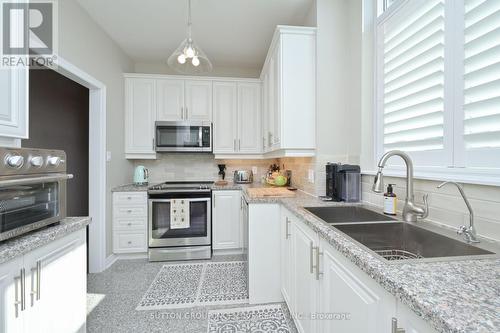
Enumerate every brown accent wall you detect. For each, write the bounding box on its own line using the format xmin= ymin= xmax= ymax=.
xmin=23 ymin=69 xmax=89 ymax=217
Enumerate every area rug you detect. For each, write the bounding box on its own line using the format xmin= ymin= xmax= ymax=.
xmin=136 ymin=261 xmax=248 ymax=310
xmin=207 ymin=304 xmax=291 ymax=333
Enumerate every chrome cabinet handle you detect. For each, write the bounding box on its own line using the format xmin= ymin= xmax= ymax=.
xmin=314 ymin=246 xmax=323 ymax=280
xmin=181 ymin=107 xmax=184 ymax=119
xmin=30 ymin=261 xmax=41 ymax=306
xmin=127 ymin=241 xmax=132 ymax=245
xmin=14 ymin=272 xmax=22 ymax=318
xmin=184 ymin=107 xmax=188 ymax=119
xmin=20 ymin=268 xmax=26 ymax=311
xmin=152 ymin=138 xmax=155 ymax=150
xmin=285 ymin=217 xmax=291 ymax=239
xmin=127 ymin=209 xmax=132 ymax=213
xmin=262 ymin=137 xmax=265 ymax=150
xmin=309 ymin=241 xmax=314 ymax=274
xmin=392 ymin=318 xmax=405 ymax=333
xmin=233 ymin=139 xmax=237 ymax=151
xmin=238 ymin=139 xmax=241 ymax=151
xmin=127 ymin=222 xmax=132 ymax=226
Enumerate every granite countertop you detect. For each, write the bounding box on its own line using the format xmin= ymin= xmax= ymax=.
xmin=0 ymin=216 xmax=91 ymax=265
xmin=110 ymin=181 xmax=500 ymax=332
xmin=112 ymin=183 xmax=151 ymax=192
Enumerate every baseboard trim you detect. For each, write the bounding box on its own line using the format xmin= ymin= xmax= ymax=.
xmin=105 ymin=253 xmax=148 ymax=269
xmin=213 ymin=248 xmax=244 ymax=256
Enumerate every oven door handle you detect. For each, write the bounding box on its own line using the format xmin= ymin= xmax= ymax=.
xmin=0 ymin=174 xmax=73 ymax=187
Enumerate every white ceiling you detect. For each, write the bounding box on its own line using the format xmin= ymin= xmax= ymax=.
xmin=77 ymin=0 xmax=314 ymax=72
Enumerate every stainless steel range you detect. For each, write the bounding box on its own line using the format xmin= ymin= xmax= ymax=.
xmin=148 ymin=181 xmax=213 ymax=261
xmin=0 ymin=147 xmax=72 ymax=242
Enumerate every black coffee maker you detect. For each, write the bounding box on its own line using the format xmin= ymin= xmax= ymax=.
xmin=324 ymin=163 xmax=361 ymax=202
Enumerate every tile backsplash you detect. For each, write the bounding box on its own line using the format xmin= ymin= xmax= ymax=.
xmin=361 ymin=175 xmax=500 ymax=242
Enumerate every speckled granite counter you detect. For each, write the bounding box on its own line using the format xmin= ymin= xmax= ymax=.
xmin=111 ymin=183 xmax=151 ymax=192
xmin=0 ymin=216 xmax=91 ymax=265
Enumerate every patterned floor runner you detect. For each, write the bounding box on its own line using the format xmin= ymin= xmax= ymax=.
xmin=136 ymin=261 xmax=248 ymax=310
xmin=207 ymin=304 xmax=291 ymax=333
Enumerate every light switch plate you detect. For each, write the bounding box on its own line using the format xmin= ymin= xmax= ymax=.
xmin=308 ymin=169 xmax=315 ymax=183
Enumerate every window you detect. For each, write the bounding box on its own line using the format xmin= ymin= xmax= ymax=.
xmin=375 ymin=0 xmax=500 ymax=180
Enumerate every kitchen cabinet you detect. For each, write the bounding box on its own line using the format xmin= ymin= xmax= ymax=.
xmin=280 ymin=209 xmax=294 ymax=306
xmin=260 ymin=26 xmax=316 ymax=157
xmin=292 ymin=217 xmax=319 ymax=333
xmin=156 ymin=79 xmax=184 ymax=121
xmin=125 ymin=78 xmax=156 ymax=159
xmin=318 ymin=238 xmax=396 ymax=333
xmin=156 ymin=79 xmax=212 ymax=122
xmin=0 ymin=229 xmax=86 ymax=333
xmin=0 ymin=66 xmax=29 ymax=140
xmin=185 ymin=80 xmax=212 ymax=121
xmin=395 ymin=303 xmax=438 ymax=333
xmin=213 ymin=81 xmax=261 ymax=155
xmin=213 ymin=82 xmax=238 ymax=153
xmin=212 ymin=190 xmax=242 ymax=250
xmin=112 ymin=191 xmax=148 ymax=254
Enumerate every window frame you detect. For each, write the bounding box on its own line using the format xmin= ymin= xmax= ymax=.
xmin=373 ymin=0 xmax=500 ymax=186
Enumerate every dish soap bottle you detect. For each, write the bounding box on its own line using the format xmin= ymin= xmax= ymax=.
xmin=383 ymin=184 xmax=397 ymax=215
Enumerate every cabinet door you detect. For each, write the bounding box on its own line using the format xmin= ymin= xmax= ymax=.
xmin=0 ymin=257 xmax=24 ymax=333
xmin=213 ymin=82 xmax=238 ymax=154
xmin=23 ymin=230 xmax=86 ymax=333
xmin=272 ymin=44 xmax=281 ymax=147
xmin=396 ymin=302 xmax=438 ymax=333
xmin=238 ymin=83 xmax=262 ymax=153
xmin=292 ymin=219 xmax=318 ymax=333
xmin=0 ymin=66 xmax=28 ymax=139
xmin=125 ymin=78 xmax=156 ymax=158
xmin=280 ymin=210 xmax=294 ymax=307
xmin=261 ymin=72 xmax=270 ymax=152
xmin=185 ymin=80 xmax=212 ymax=121
xmin=156 ymin=79 xmax=184 ymax=121
xmin=267 ymin=57 xmax=276 ymax=149
xmin=319 ymin=242 xmax=395 ymax=333
xmin=212 ymin=191 xmax=241 ymax=250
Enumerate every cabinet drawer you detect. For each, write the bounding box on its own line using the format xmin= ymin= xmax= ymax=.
xmin=113 ymin=192 xmax=147 ymax=205
xmin=113 ymin=231 xmax=147 ymax=253
xmin=113 ymin=205 xmax=147 ymax=218
xmin=113 ymin=217 xmax=147 ymax=230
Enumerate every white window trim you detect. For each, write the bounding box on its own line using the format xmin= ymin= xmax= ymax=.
xmin=373 ymin=0 xmax=500 ymax=187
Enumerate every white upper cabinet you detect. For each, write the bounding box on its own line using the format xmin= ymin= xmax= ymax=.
xmin=213 ymin=80 xmax=262 ymax=155
xmin=213 ymin=82 xmax=238 ymax=153
xmin=260 ymin=26 xmax=316 ymax=157
xmin=238 ymin=83 xmax=262 ymax=153
xmin=125 ymin=78 xmax=156 ymax=159
xmin=0 ymin=66 xmax=29 ymax=140
xmin=156 ymin=79 xmax=184 ymax=121
xmin=185 ymin=80 xmax=212 ymax=121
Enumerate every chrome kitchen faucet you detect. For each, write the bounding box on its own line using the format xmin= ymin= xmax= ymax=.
xmin=372 ymin=150 xmax=429 ymax=223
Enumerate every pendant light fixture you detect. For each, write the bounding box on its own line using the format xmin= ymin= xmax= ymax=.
xmin=167 ymin=0 xmax=213 ymax=74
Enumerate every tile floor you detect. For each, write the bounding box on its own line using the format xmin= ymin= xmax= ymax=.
xmin=87 ymin=255 xmax=297 ymax=333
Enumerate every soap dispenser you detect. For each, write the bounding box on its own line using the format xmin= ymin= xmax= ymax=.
xmin=383 ymin=184 xmax=397 ymax=215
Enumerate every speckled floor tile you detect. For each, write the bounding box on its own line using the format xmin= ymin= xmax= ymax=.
xmin=87 ymin=257 xmax=296 ymax=333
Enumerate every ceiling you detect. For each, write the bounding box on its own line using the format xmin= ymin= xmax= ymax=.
xmin=77 ymin=0 xmax=314 ymax=72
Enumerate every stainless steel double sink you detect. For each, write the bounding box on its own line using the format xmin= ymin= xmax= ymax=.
xmin=304 ymin=206 xmax=497 ymax=262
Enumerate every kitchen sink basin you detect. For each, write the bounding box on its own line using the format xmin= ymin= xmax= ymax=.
xmin=334 ymin=222 xmax=495 ymax=261
xmin=304 ymin=206 xmax=396 ymax=224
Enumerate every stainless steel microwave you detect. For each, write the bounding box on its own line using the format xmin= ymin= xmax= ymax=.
xmin=155 ymin=121 xmax=212 ymax=153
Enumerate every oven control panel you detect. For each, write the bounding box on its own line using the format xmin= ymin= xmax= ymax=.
xmin=0 ymin=147 xmax=67 ymax=175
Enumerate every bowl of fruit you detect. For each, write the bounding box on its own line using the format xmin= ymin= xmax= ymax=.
xmin=265 ymin=164 xmax=288 ymax=187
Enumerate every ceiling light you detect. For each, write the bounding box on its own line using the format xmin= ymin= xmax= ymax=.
xmin=167 ymin=0 xmax=212 ymax=74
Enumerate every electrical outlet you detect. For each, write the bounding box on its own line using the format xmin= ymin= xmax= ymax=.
xmin=252 ymin=166 xmax=258 ymax=175
xmin=308 ymin=169 xmax=315 ymax=183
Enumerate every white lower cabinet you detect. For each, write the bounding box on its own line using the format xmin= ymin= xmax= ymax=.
xmin=112 ymin=191 xmax=148 ymax=254
xmin=212 ymin=190 xmax=242 ymax=250
xmin=280 ymin=209 xmax=437 ymax=333
xmin=291 ymin=218 xmax=319 ymax=333
xmin=0 ymin=229 xmax=86 ymax=333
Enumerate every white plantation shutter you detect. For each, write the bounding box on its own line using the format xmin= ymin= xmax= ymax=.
xmin=376 ymin=0 xmax=500 ymax=175
xmin=378 ymin=0 xmax=449 ymax=166
xmin=462 ymin=0 xmax=500 ymax=167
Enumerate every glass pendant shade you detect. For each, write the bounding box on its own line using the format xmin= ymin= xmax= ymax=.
xmin=167 ymin=38 xmax=212 ymax=74
xmin=167 ymin=0 xmax=212 ymax=74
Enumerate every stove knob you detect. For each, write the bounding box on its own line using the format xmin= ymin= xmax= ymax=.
xmin=6 ymin=155 xmax=24 ymax=168
xmin=47 ymin=156 xmax=61 ymax=167
xmin=30 ymin=156 xmax=44 ymax=168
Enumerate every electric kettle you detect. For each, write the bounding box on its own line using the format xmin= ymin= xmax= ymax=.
xmin=133 ymin=166 xmax=149 ymax=185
